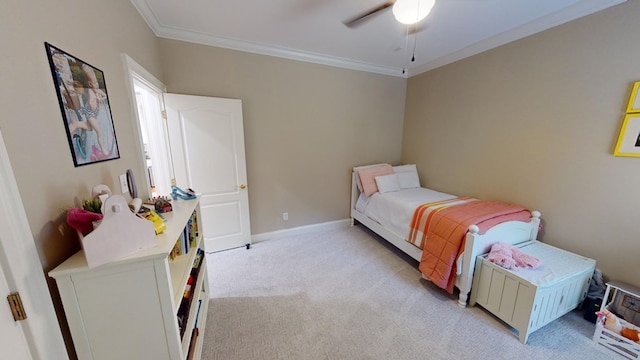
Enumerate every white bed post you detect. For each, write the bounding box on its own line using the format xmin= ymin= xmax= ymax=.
xmin=350 ymin=171 xmax=358 ymax=226
xmin=530 ymin=210 xmax=541 ymax=239
xmin=459 ymin=211 xmax=542 ymax=308
xmin=458 ymin=225 xmax=480 ymax=307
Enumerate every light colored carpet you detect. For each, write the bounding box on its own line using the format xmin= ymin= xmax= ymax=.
xmin=202 ymin=224 xmax=620 ymax=360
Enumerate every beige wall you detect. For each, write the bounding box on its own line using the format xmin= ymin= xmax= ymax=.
xmin=159 ymin=40 xmax=407 ymax=234
xmin=7 ymin=0 xmax=637 ymax=356
xmin=403 ymin=1 xmax=639 ymax=287
xmin=0 ymin=4 xmax=406 ymax=355
xmin=0 ymin=0 xmax=162 ymax=357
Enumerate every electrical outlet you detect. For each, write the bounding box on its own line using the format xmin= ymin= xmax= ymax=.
xmin=283 ymin=212 xmax=288 ymax=221
xmin=119 ymin=173 xmax=129 ymax=194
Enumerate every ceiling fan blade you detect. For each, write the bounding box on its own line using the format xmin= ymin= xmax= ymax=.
xmin=343 ymin=1 xmax=395 ymax=28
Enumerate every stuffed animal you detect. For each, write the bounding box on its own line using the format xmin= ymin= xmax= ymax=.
xmin=621 ymin=327 xmax=640 ymax=342
xmin=597 ymin=309 xmax=623 ymax=333
xmin=487 ymin=243 xmax=517 ymax=269
xmin=487 ymin=243 xmax=542 ymax=270
xmin=596 ymin=309 xmax=640 ymax=342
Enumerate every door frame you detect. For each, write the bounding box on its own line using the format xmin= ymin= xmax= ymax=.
xmin=122 ymin=53 xmax=252 ymax=251
xmin=122 ymin=54 xmax=169 ymax=200
xmin=0 ymin=128 xmax=68 ymax=359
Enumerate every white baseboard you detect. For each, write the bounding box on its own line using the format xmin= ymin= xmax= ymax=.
xmin=251 ymin=219 xmax=351 ymax=243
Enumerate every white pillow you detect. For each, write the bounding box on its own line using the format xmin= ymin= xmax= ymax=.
xmin=393 ymin=164 xmax=417 ymax=173
xmin=375 ymin=174 xmax=400 ymax=193
xmin=397 ymin=172 xmax=420 ymax=189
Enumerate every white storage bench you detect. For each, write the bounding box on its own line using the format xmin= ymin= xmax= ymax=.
xmin=593 ymin=281 xmax=640 ymax=359
xmin=470 ymin=240 xmax=596 ymax=343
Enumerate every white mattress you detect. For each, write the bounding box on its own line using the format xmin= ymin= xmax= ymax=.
xmin=360 ymin=187 xmax=456 ymax=241
xmin=503 ymin=241 xmax=596 ymax=287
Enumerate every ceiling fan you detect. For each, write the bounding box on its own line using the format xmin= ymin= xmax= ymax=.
xmin=343 ymin=0 xmax=436 ymax=28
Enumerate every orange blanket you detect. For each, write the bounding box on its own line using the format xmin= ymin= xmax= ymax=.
xmin=407 ymin=197 xmax=477 ymax=249
xmin=414 ymin=200 xmax=531 ymax=293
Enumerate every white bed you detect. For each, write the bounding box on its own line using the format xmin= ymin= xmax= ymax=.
xmin=350 ymin=164 xmax=541 ymax=307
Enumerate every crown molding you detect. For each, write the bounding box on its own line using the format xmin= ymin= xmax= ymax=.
xmin=131 ymin=0 xmax=626 ymax=79
xmin=156 ymin=26 xmax=407 ymax=78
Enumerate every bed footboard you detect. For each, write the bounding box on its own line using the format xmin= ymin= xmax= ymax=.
xmin=456 ymin=211 xmax=541 ymax=307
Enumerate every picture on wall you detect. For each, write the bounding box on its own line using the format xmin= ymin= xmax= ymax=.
xmin=45 ymin=42 xmax=120 ymax=166
xmin=613 ymin=113 xmax=640 ymax=157
xmin=626 ymin=81 xmax=640 ymax=113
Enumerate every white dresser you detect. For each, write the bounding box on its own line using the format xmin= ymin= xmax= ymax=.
xmin=49 ymin=198 xmax=208 ymax=360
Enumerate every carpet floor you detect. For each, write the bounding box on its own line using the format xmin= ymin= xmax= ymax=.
xmin=202 ymin=224 xmax=621 ymax=359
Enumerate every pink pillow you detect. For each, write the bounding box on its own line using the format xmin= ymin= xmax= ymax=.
xmin=357 ymin=164 xmax=393 ymax=196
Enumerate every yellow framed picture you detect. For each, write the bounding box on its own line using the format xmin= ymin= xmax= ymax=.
xmin=626 ymin=81 xmax=640 ymax=113
xmin=614 ymin=113 xmax=640 ymax=157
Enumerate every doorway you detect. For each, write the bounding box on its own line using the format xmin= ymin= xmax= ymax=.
xmin=122 ymin=55 xmax=252 ymax=252
xmin=132 ymin=77 xmax=172 ymax=198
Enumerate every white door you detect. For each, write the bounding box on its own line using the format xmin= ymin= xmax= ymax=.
xmin=0 ymin=130 xmax=68 ymax=359
xmin=164 ymin=94 xmax=251 ymax=252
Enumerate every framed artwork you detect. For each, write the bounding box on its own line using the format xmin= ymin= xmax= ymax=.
xmin=45 ymin=42 xmax=120 ymax=167
xmin=627 ymin=81 xmax=640 ymax=113
xmin=614 ymin=113 xmax=640 ymax=157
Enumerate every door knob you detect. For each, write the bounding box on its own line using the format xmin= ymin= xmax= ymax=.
xmin=239 ymin=184 xmax=246 ymax=190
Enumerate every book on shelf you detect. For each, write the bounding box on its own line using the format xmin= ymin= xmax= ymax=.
xmin=190 ymin=249 xmax=204 ymax=281
xmin=169 ymin=212 xmax=199 ymax=261
xmin=186 ymin=327 xmax=199 ymax=360
xmin=169 ymin=241 xmax=180 ymax=261
xmin=177 ymin=250 xmax=205 ymax=340
xmin=193 ymin=299 xmax=203 ymax=328
xmin=186 ymin=300 xmax=203 ymax=360
xmin=178 ymin=227 xmax=190 ymax=254
xmin=183 ymin=275 xmax=194 ymax=298
xmin=192 ymin=248 xmax=204 ymax=270
xmin=188 ymin=210 xmax=199 ymax=248
xmin=177 ymin=299 xmax=189 ymax=338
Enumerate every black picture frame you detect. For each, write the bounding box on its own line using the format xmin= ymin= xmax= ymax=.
xmin=45 ymin=42 xmax=120 ymax=166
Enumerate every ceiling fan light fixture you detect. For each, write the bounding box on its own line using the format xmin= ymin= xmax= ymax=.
xmin=392 ymin=0 xmax=435 ymax=25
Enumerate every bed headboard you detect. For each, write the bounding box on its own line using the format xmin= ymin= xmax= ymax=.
xmin=351 ymin=164 xmax=391 ymax=213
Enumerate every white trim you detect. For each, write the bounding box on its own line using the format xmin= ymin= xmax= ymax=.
xmin=127 ymin=0 xmax=404 ymax=77
xmin=121 ymin=54 xmax=171 ymax=199
xmin=130 ymin=0 xmax=625 ymax=78
xmin=157 ymin=27 xmax=405 ymax=77
xmin=0 ymin=129 xmax=68 ymax=358
xmin=128 ymin=0 xmax=164 ymax=36
xmin=251 ymin=219 xmax=351 ymax=243
xmin=121 ymin=54 xmax=166 ymax=92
